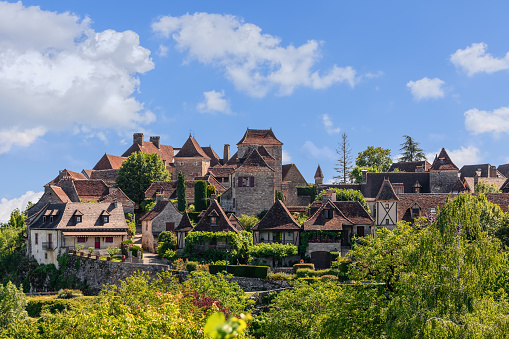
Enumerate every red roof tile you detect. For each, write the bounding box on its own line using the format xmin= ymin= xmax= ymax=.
xmin=93 ymin=154 xmax=127 ymax=170
xmin=237 ymin=128 xmax=283 ymax=146
xmin=174 ymin=136 xmax=210 ymax=159
xmin=253 ymin=200 xmax=301 ymax=231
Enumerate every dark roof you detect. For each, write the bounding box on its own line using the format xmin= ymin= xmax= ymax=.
xmin=389 ymin=160 xmax=431 ymax=172
xmin=193 ymin=199 xmax=239 ymax=232
xmin=88 ymin=169 xmax=120 ymax=186
xmin=93 ymin=154 xmax=126 ymax=170
xmin=451 ymin=179 xmax=470 ymax=193
xmin=430 ymin=148 xmax=458 ymax=171
xmin=360 ymin=172 xmax=431 ymax=198
xmin=174 ymin=136 xmax=210 ymax=159
xmin=144 ymin=180 xmax=195 ymax=201
xmin=224 ymin=151 xmax=239 ymax=167
xmin=376 ymin=179 xmax=399 ymax=201
xmin=253 ymin=199 xmax=301 ymax=231
xmin=333 ymin=201 xmax=373 ymax=224
xmin=236 ymin=148 xmax=274 ymax=172
xmin=498 ymin=164 xmax=509 ymax=178
xmin=314 ymin=165 xmax=324 ymax=178
xmin=302 ymin=199 xmax=352 ymax=231
xmin=202 ymin=146 xmax=221 ymax=166
xmin=175 ymin=211 xmax=193 ymax=232
xmin=140 ymin=200 xmax=175 ymax=221
xmin=460 ymin=164 xmax=504 ymax=179
xmin=237 ymin=128 xmax=283 ymax=146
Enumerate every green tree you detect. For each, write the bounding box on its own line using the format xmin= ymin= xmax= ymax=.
xmin=207 ymin=185 xmax=217 ymax=207
xmin=475 ymin=180 xmax=501 ymax=193
xmin=398 ymin=135 xmax=426 ymax=162
xmin=177 ymin=171 xmax=187 ymax=212
xmin=194 ymin=180 xmax=208 ymax=212
xmin=275 ymin=190 xmax=285 ymax=202
xmin=124 ymin=213 xmax=136 ymax=239
xmin=317 ymin=188 xmax=370 ymax=213
xmin=350 ymin=166 xmax=377 ymax=183
xmin=115 ymin=152 xmax=170 ymax=205
xmin=156 ymin=231 xmax=178 ymax=259
xmin=0 ymin=281 xmax=27 ymax=329
xmin=355 ymin=146 xmax=392 ymax=172
xmin=334 ymin=132 xmax=352 ymax=183
xmin=238 ymin=214 xmax=259 ymax=232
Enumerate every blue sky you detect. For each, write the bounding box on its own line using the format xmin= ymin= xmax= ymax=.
xmin=2 ymin=1 xmax=509 ymax=221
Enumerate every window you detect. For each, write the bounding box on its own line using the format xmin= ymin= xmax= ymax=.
xmin=323 ymin=209 xmax=333 ymax=219
xmin=35 ymin=233 xmax=38 ymax=245
xmin=105 ymin=237 xmax=113 ymax=243
xmin=357 ymin=226 xmax=365 ymax=237
xmin=77 ymin=237 xmax=86 ymax=243
xmin=75 ymin=215 xmax=82 ymax=223
xmin=385 ymin=219 xmax=390 ymax=225
xmin=210 ymin=216 xmax=217 ymax=226
xmin=103 ymin=216 xmax=109 ymax=223
xmin=43 ymin=216 xmax=46 ymax=223
xmin=385 ymin=203 xmax=389 ymax=209
xmin=238 ymin=176 xmax=254 ymax=187
xmin=50 ymin=216 xmax=53 ymax=222
xmin=411 ymin=208 xmax=420 ymax=219
xmin=430 ymin=208 xmax=436 ymax=214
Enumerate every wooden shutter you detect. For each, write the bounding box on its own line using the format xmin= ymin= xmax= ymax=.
xmin=357 ymin=226 xmax=365 ymax=237
xmin=238 ymin=177 xmax=243 ymax=187
xmin=166 ymin=222 xmax=175 ymax=231
xmin=250 ymin=176 xmax=254 ymax=187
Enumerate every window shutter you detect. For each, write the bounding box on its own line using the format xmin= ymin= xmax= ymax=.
xmin=238 ymin=177 xmax=243 ymax=187
xmin=250 ymin=176 xmax=254 ymax=187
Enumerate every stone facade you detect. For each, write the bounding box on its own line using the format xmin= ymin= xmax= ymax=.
xmin=174 ymin=158 xmax=210 ymax=181
xmin=140 ymin=200 xmax=183 ymax=253
xmin=232 ymin=170 xmax=275 ymax=216
xmin=306 ymin=242 xmax=341 ymax=257
xmin=281 ymin=164 xmax=308 ymax=206
xmin=430 ymin=171 xmax=460 ymax=193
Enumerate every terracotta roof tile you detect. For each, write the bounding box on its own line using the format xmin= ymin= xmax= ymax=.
xmin=49 ymin=186 xmax=71 ymax=203
xmin=174 ymin=136 xmax=210 ymax=159
xmin=88 ymin=169 xmax=119 ymax=187
xmin=237 ymin=148 xmax=274 ymax=172
xmin=303 ymin=200 xmax=352 ymax=231
xmin=122 ymin=141 xmax=173 ymax=164
xmin=93 ymin=154 xmax=127 ymax=170
xmin=333 ymin=201 xmax=373 ymax=224
xmin=237 ymin=128 xmax=283 ymax=146
xmin=202 ymin=146 xmax=221 ymax=166
xmin=46 ymin=169 xmax=87 ymax=186
xmin=73 ymin=180 xmax=110 ymax=202
xmin=208 ymin=166 xmax=235 ymax=178
xmin=140 ymin=200 xmax=172 ymax=221
xmin=253 ymin=200 xmax=301 ymax=231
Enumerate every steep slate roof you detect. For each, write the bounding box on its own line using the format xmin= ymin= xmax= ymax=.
xmin=460 ymin=164 xmax=505 ymax=179
xmin=253 ymin=199 xmax=301 ymax=231
xmin=174 ymin=136 xmax=210 ymax=159
xmin=237 ymin=128 xmax=283 ymax=146
xmin=122 ymin=140 xmax=174 ymax=164
xmin=302 ymin=199 xmax=352 ymax=231
xmin=314 ymin=165 xmax=324 ymax=179
xmin=93 ymin=154 xmax=127 ymax=170
xmin=498 ymin=164 xmax=509 ymax=178
xmin=175 ymin=211 xmax=194 ymax=232
xmin=139 ymin=200 xmax=179 ymax=222
xmin=29 ymin=202 xmax=128 ymax=232
xmin=202 ymin=146 xmax=221 ymax=166
xmin=430 ymin=148 xmax=458 ymax=171
xmin=360 ymin=172 xmax=431 ymax=198
xmin=333 ymin=201 xmax=373 ymax=225
xmin=193 ymin=199 xmax=239 ymax=232
xmin=389 ymin=160 xmax=431 ymax=172
xmin=451 ymin=179 xmax=470 ymax=193
xmin=376 ymin=179 xmax=399 ymax=201
xmin=227 ymin=213 xmax=244 ymax=232
xmin=236 ymin=148 xmax=275 ymax=172
xmin=282 ymin=164 xmax=307 ymax=183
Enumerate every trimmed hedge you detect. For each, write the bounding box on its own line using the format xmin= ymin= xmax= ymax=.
xmin=293 ymin=263 xmax=315 ymax=274
xmin=209 ymin=265 xmax=269 ymax=279
xmin=26 ymin=296 xmax=93 ymax=317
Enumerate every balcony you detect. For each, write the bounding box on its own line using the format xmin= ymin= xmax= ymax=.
xmin=42 ymin=242 xmax=56 ymax=251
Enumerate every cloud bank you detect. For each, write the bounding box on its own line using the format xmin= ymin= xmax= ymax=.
xmin=450 ymin=42 xmax=509 ymax=76
xmin=0 ymin=190 xmax=43 ymax=223
xmin=197 ymin=90 xmax=231 ymax=114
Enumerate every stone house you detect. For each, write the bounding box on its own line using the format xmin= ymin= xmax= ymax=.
xmin=122 ymin=133 xmax=174 ymax=173
xmin=252 ymin=199 xmax=301 ymax=246
xmin=175 ymin=211 xmax=193 ymax=250
xmin=174 ymin=135 xmax=212 ymax=181
xmin=374 ymin=179 xmax=399 ymax=230
xmin=281 ymin=164 xmax=309 ymax=206
xmin=27 ymin=202 xmax=128 ymax=267
xmin=139 ymin=200 xmax=183 ymax=253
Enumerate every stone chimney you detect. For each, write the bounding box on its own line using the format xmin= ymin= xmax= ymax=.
xmin=114 ymin=199 xmax=118 ymax=208
xmin=150 ymin=136 xmax=160 ymax=149
xmin=416 ymin=165 xmax=424 ymax=172
xmin=474 ymin=168 xmax=481 ymax=186
xmin=490 ymin=165 xmax=497 ymax=178
xmin=223 ymin=144 xmax=230 ymax=163
xmin=323 ymin=190 xmax=336 ymax=202
xmin=361 ymin=170 xmax=368 ymax=184
xmin=155 ymin=193 xmax=163 ymax=202
xmin=133 ymin=133 xmax=143 ymax=146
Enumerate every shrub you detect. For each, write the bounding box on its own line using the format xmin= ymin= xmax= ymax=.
xmin=156 ymin=231 xmax=177 ymax=259
xmin=293 ymin=263 xmax=315 ymax=274
xmin=248 ymin=243 xmax=298 ymax=259
xmin=107 ymin=247 xmax=120 ymax=258
xmin=130 ymin=245 xmax=143 ymax=258
xmin=209 ymin=265 xmax=269 ymax=279
xmin=330 ymin=251 xmax=340 ymax=262
xmin=75 ymin=244 xmax=84 ymax=252
xmin=295 ymin=268 xmax=316 ymax=278
xmin=173 ymin=258 xmax=188 ymax=271
xmin=162 ymin=249 xmax=178 ymax=261
xmin=0 ymin=281 xmax=27 ymax=329
xmin=87 ymin=247 xmax=94 ymax=254
xmin=267 ymin=272 xmax=294 ymax=281
xmin=26 ymin=296 xmax=92 ymax=318
xmin=321 ymin=275 xmax=339 ymax=281
xmin=186 ymin=261 xmax=198 ymax=272
xmin=57 ymin=289 xmax=83 ymax=299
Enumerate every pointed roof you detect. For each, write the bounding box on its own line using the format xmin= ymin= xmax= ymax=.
xmin=121 ymin=140 xmax=173 ymax=164
xmin=252 ymin=199 xmax=301 ymax=231
xmin=175 ymin=211 xmax=194 ymax=232
xmin=314 ymin=165 xmax=324 ymax=179
xmin=303 ymin=199 xmax=353 ymax=231
xmin=93 ymin=154 xmax=127 ymax=170
xmin=202 ymin=146 xmax=221 ymax=166
xmin=237 ymin=148 xmax=274 ymax=172
xmin=193 ymin=199 xmax=239 ymax=232
xmin=140 ymin=200 xmax=177 ymax=222
xmin=451 ymin=178 xmax=469 ymax=193
xmin=333 ymin=201 xmax=373 ymax=225
xmin=237 ymin=128 xmax=283 ymax=146
xmin=174 ymin=135 xmax=210 ymax=159
xmin=376 ymin=179 xmax=399 ymax=201
xmin=48 ymin=186 xmax=71 ymax=203
xmin=45 ymin=169 xmax=86 ymax=186
xmin=430 ymin=148 xmax=458 ymax=171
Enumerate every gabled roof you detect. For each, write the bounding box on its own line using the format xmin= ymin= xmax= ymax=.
xmin=314 ymin=165 xmax=324 ymax=179
xmin=202 ymin=146 xmax=221 ymax=166
xmin=430 ymin=148 xmax=458 ymax=171
xmin=460 ymin=164 xmax=505 ymax=179
xmin=73 ymin=180 xmax=109 ymax=202
xmin=46 ymin=169 xmax=87 ymax=186
xmin=253 ymin=199 xmax=301 ymax=231
xmin=333 ymin=201 xmax=373 ymax=225
xmin=360 ymin=172 xmax=431 ymax=198
xmin=208 ymin=166 xmax=235 ymax=178
xmin=303 ymin=199 xmax=352 ymax=231
xmin=93 ymin=154 xmax=127 ymax=170
xmin=174 ymin=136 xmax=210 ymax=159
xmin=175 ymin=211 xmax=194 ymax=232
xmin=227 ymin=213 xmax=244 ymax=232
xmin=389 ymin=160 xmax=431 ymax=173
xmin=48 ymin=186 xmax=71 ymax=203
xmin=237 ymin=128 xmax=283 ymax=146
xmin=236 ymin=148 xmax=274 ymax=172
xmin=193 ymin=199 xmax=239 ymax=233
xmin=140 ymin=200 xmax=179 ymax=222
xmin=122 ymin=141 xmax=173 ymax=164
xmin=88 ymin=169 xmax=120 ymax=187
xmin=282 ymin=164 xmax=307 ymax=184
xmin=224 ymin=151 xmax=239 ymax=167
xmin=498 ymin=164 xmax=509 ymax=178
xmin=451 ymin=179 xmax=470 ymax=193
xmin=376 ymin=179 xmax=399 ymax=201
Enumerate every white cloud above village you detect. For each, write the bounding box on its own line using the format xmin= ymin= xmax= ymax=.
xmin=321 ymin=114 xmax=340 ymax=135
xmin=0 ymin=190 xmax=43 ymax=223
xmin=406 ymin=77 xmax=445 ymax=100
xmin=282 ymin=150 xmax=292 ymax=164
xmin=450 ymin=42 xmax=509 ymax=76
xmin=301 ymin=141 xmax=336 ymax=161
xmin=0 ymin=1 xmax=155 ymax=154
xmin=426 ymin=146 xmax=481 ymax=168
xmin=196 ymin=90 xmax=231 ymax=114
xmin=464 ymin=106 xmax=509 ymax=135
xmin=152 ymin=12 xmax=358 ymax=97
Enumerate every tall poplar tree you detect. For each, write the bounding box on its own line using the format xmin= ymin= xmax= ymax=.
xmin=176 ymin=171 xmax=187 ymax=212
xmin=334 ymin=132 xmax=352 ymax=183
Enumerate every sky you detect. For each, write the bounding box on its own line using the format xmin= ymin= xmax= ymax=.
xmin=2 ymin=1 xmax=509 ymax=221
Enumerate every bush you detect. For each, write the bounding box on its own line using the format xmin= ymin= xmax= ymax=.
xmin=321 ymin=275 xmax=339 ymax=281
xmin=87 ymin=247 xmax=94 ymax=254
xmin=26 ymin=296 xmax=92 ymax=318
xmin=293 ymin=263 xmax=315 ymax=274
xmin=0 ymin=281 xmax=27 ymax=329
xmin=330 ymin=251 xmax=340 ymax=262
xmin=295 ymin=268 xmax=316 ymax=278
xmin=173 ymin=258 xmax=188 ymax=271
xmin=248 ymin=243 xmax=298 ymax=259
xmin=186 ymin=261 xmax=198 ymax=272
xmin=107 ymin=247 xmax=120 ymax=258
xmin=267 ymin=272 xmax=294 ymax=281
xmin=130 ymin=245 xmax=143 ymax=258
xmin=156 ymin=231 xmax=177 ymax=259
xmin=57 ymin=289 xmax=83 ymax=299
xmin=209 ymin=265 xmax=269 ymax=279
xmin=162 ymin=249 xmax=178 ymax=261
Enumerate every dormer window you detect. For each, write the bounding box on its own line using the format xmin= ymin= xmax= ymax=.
xmin=411 ymin=208 xmax=420 ymax=219
xmin=50 ymin=216 xmax=53 ymax=222
xmin=43 ymin=216 xmax=47 ymax=223
xmin=323 ymin=209 xmax=333 ymax=219
xmin=210 ymin=216 xmax=217 ymax=226
xmin=103 ymin=216 xmax=109 ymax=223
xmin=75 ymin=215 xmax=82 ymax=223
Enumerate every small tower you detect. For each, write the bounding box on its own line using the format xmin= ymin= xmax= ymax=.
xmin=314 ymin=165 xmax=324 ymax=185
xmin=375 ymin=179 xmax=399 ymax=230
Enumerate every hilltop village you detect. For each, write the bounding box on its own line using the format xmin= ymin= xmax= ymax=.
xmin=24 ymin=128 xmax=509 ymax=269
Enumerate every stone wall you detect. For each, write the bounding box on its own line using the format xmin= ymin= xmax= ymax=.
xmin=233 ymin=171 xmax=275 ymax=216
xmin=306 ymin=243 xmax=341 ymax=257
xmin=174 ymin=158 xmax=210 ymax=180
xmin=430 ymin=171 xmax=460 ymax=193
xmin=231 ymin=276 xmax=291 ymax=291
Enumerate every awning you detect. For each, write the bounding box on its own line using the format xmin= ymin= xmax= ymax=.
xmin=62 ymin=232 xmax=127 ymax=236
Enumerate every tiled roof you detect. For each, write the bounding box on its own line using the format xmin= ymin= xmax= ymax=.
xmin=333 ymin=201 xmax=373 ymax=225
xmin=498 ymin=164 xmax=509 ymax=178
xmin=175 ymin=211 xmax=194 ymax=232
xmin=208 ymin=166 xmax=235 ymax=178
xmin=100 ymin=187 xmax=134 ymax=208
xmin=303 ymin=199 xmax=352 ymax=231
xmin=144 ymin=181 xmax=194 ymax=201
xmin=237 ymin=128 xmax=283 ymax=146
xmin=451 ymin=179 xmax=470 ymax=193
xmin=73 ymin=180 xmax=109 ymax=202
xmin=122 ymin=141 xmax=174 ymax=164
xmin=282 ymin=163 xmax=307 ymax=183
xmin=360 ymin=172 xmax=431 ymax=198
xmin=174 ymin=136 xmax=210 ymax=159
xmin=46 ymin=169 xmax=87 ymax=186
xmin=227 ymin=213 xmax=244 ymax=232
xmin=237 ymin=148 xmax=274 ymax=172
xmin=89 ymin=169 xmax=120 ymax=187
xmin=49 ymin=186 xmax=71 ymax=203
xmin=194 ymin=175 xmax=227 ymax=193
xmin=253 ymin=199 xmax=301 ymax=231
xmin=224 ymin=151 xmax=239 ymax=167
xmin=140 ymin=200 xmax=174 ymax=221
xmin=93 ymin=154 xmax=127 ymax=170
xmin=202 ymin=146 xmax=221 ymax=166
xmin=193 ymin=199 xmax=239 ymax=232
xmin=389 ymin=160 xmax=431 ymax=172
xmin=430 ymin=148 xmax=458 ymax=171
xmin=314 ymin=165 xmax=324 ymax=178
xmin=376 ymin=179 xmax=399 ymax=201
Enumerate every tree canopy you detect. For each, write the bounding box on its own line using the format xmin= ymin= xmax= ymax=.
xmin=355 ymin=146 xmax=392 ymax=172
xmin=398 ymin=135 xmax=426 ymax=162
xmin=475 ymin=180 xmax=501 ymax=193
xmin=115 ymin=152 xmax=170 ymax=205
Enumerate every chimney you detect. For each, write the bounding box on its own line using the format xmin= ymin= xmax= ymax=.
xmin=490 ymin=166 xmax=497 ymax=178
xmin=133 ymin=133 xmax=143 ymax=146
xmin=150 ymin=136 xmax=160 ymax=149
xmin=416 ymin=165 xmax=424 ymax=172
xmin=155 ymin=193 xmax=163 ymax=202
xmin=361 ymin=170 xmax=368 ymax=184
xmin=114 ymin=199 xmax=118 ymax=208
xmin=223 ymin=144 xmax=230 ymax=163
xmin=323 ymin=190 xmax=336 ymax=202
xmin=475 ymin=168 xmax=482 ymax=178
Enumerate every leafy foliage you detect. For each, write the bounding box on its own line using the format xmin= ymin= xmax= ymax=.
xmin=177 ymin=171 xmax=187 ymax=212
xmin=296 ymin=184 xmax=319 ymax=203
xmin=0 ymin=281 xmax=27 ymax=329
xmin=355 ymin=146 xmax=392 ymax=172
xmin=350 ymin=166 xmax=378 ymax=183
xmin=156 ymin=231 xmax=178 ymax=260
xmin=398 ymin=135 xmax=426 ymax=162
xmin=139 ymin=199 xmax=156 ymax=214
xmin=194 ymin=180 xmax=208 ymax=212
xmin=237 ymin=214 xmax=259 ymax=232
xmin=316 ymin=188 xmax=370 ymax=213
xmin=248 ymin=243 xmax=298 ymax=259
xmin=275 ymin=190 xmax=284 ymax=202
xmin=124 ymin=213 xmax=136 ymax=239
xmin=475 ymin=180 xmax=501 ymax=193
xmin=115 ymin=152 xmax=170 ymax=205
xmin=183 ymin=231 xmax=253 ymax=264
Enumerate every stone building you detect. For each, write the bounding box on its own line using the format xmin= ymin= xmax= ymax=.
xmin=282 ymin=164 xmax=308 ymax=206
xmin=174 ymin=135 xmax=212 ymax=181
xmin=27 ymin=202 xmax=128 ymax=267
xmin=175 ymin=211 xmax=193 ymax=250
xmin=252 ymin=199 xmax=301 ymax=246
xmin=429 ymin=148 xmax=461 ymax=193
xmin=139 ymin=200 xmax=183 ymax=253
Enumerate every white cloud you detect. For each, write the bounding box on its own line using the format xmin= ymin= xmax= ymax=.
xmin=282 ymin=150 xmax=292 ymax=164
xmin=152 ymin=13 xmax=358 ymax=97
xmin=450 ymin=43 xmax=509 ymax=76
xmin=426 ymin=146 xmax=481 ymax=169
xmin=0 ymin=127 xmax=46 ymax=154
xmin=464 ymin=106 xmax=509 ymax=135
xmin=321 ymin=114 xmax=340 ymax=135
xmin=0 ymin=191 xmax=43 ymax=223
xmin=301 ymin=141 xmax=336 ymax=161
xmin=0 ymin=2 xmax=155 ymax=154
xmin=406 ymin=77 xmax=445 ymax=100
xmin=196 ymin=90 xmax=231 ymax=114
xmin=158 ymin=44 xmax=169 ymax=57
